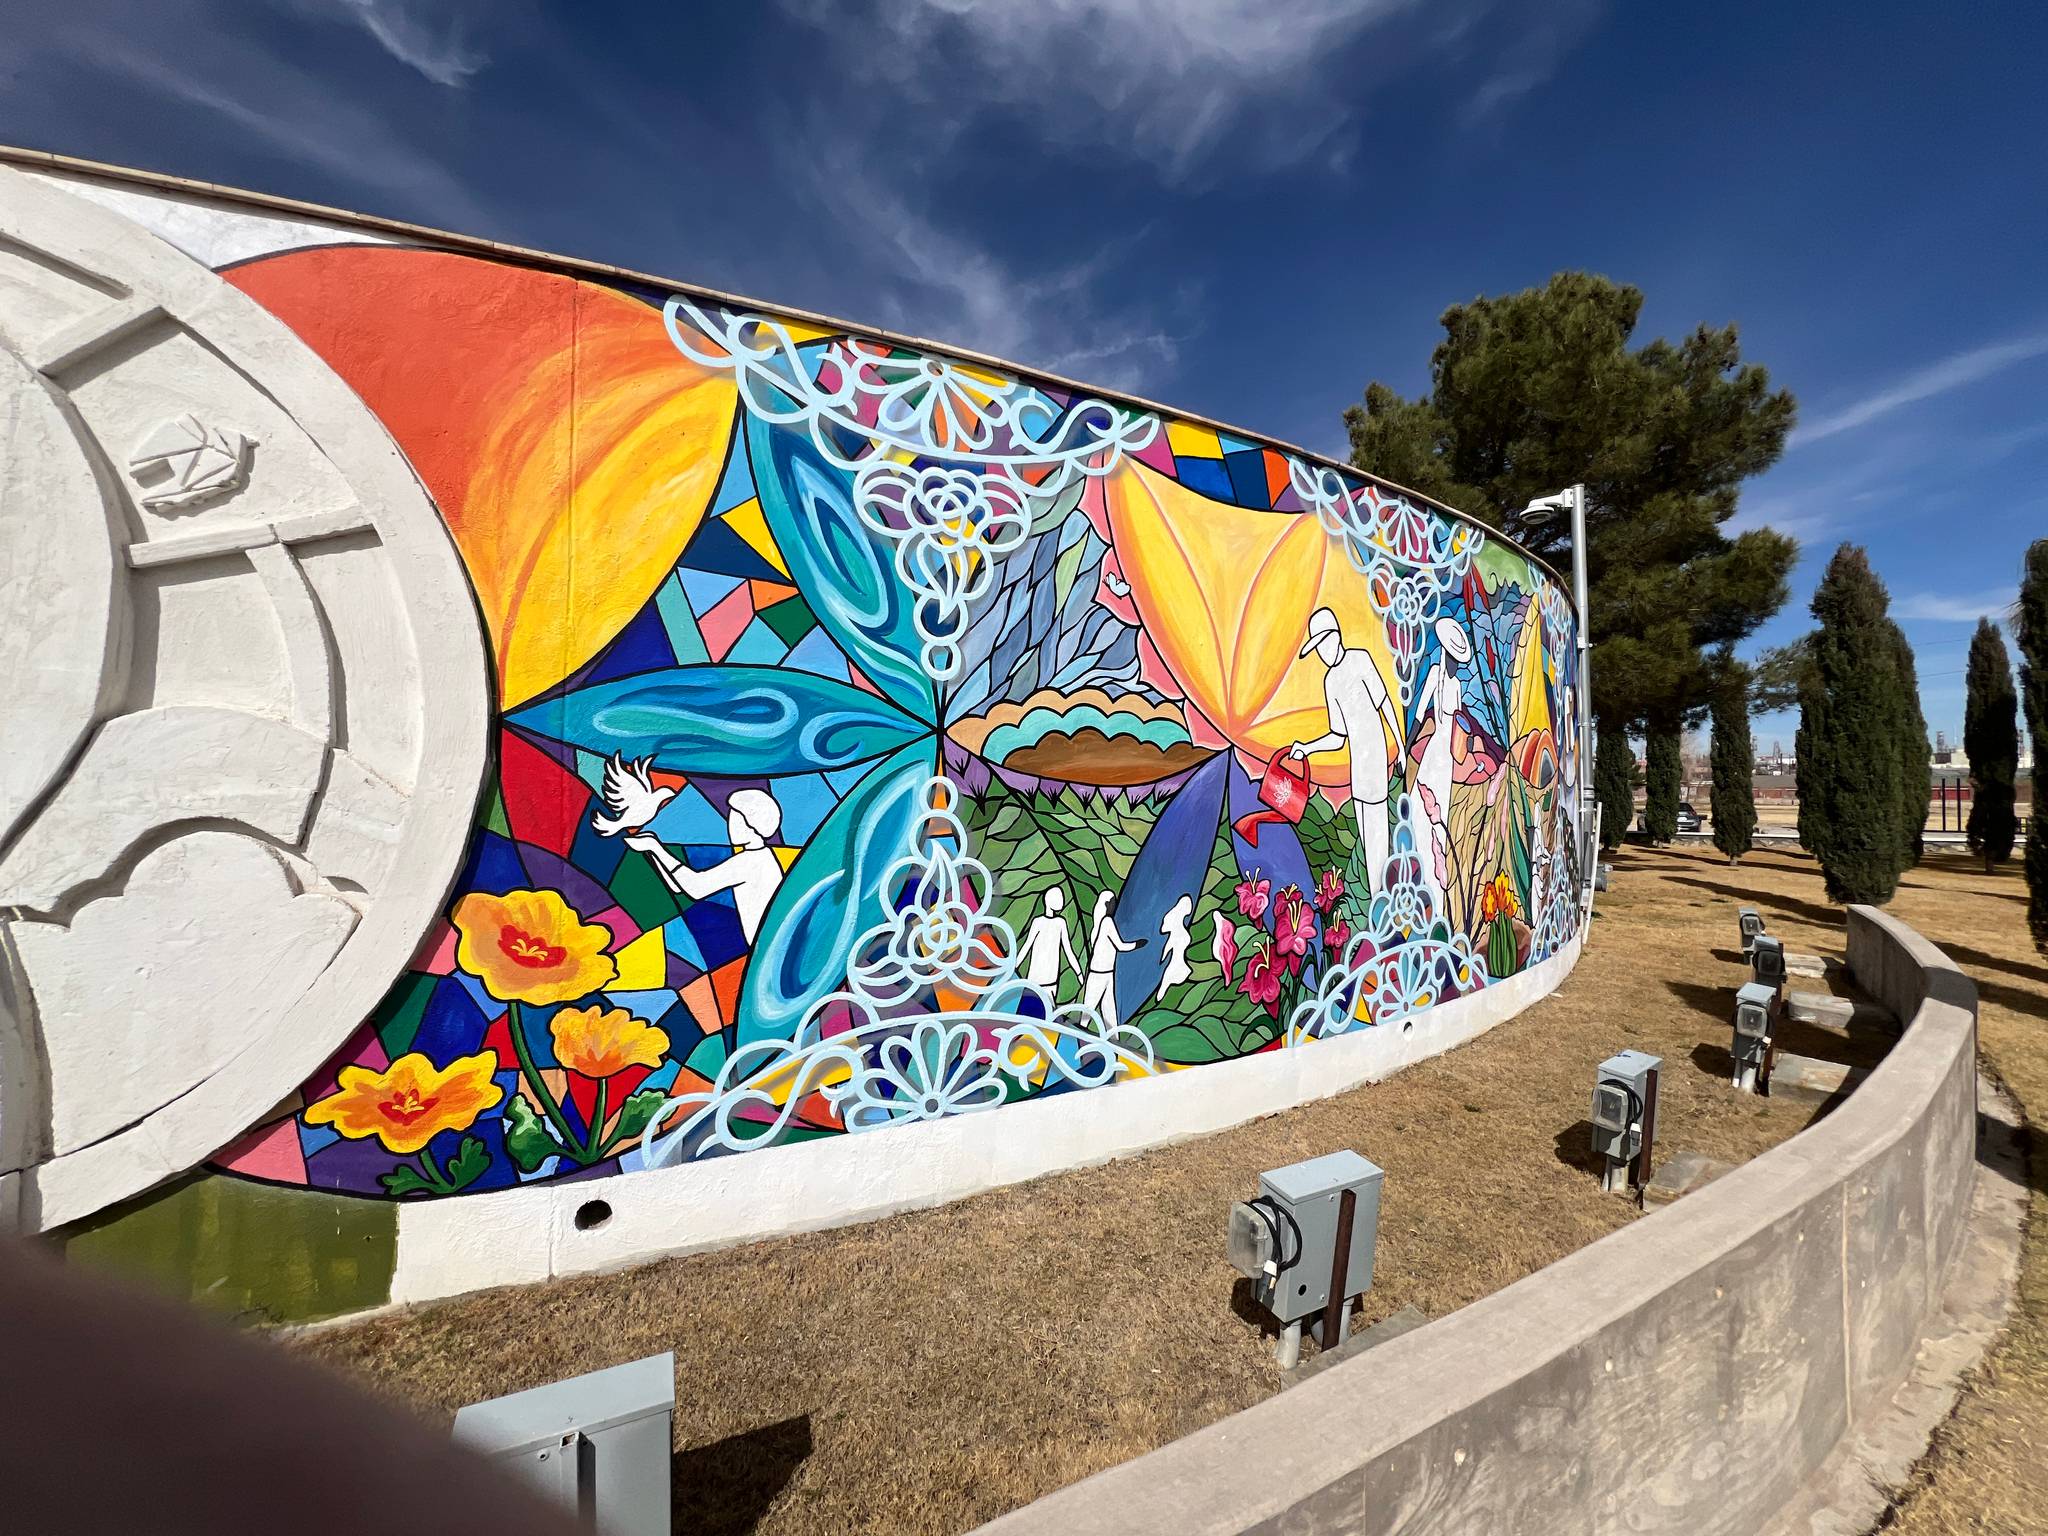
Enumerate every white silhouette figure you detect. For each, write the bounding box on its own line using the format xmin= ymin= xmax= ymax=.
xmin=1407 ymin=617 xmax=1470 ymax=912
xmin=1017 ymin=886 xmax=1084 ymax=993
xmin=1082 ymin=890 xmax=1144 ymax=1029
xmin=592 ymin=753 xmax=676 ymax=836
xmin=1289 ymin=606 xmax=1405 ymax=895
xmin=626 ymin=788 xmax=785 ymax=943
xmin=1155 ymin=894 xmax=1193 ymax=1000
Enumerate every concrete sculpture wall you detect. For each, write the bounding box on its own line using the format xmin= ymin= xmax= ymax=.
xmin=0 ymin=154 xmax=1586 ymax=1315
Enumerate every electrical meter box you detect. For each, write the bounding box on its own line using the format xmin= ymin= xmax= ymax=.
xmin=1750 ymin=933 xmax=1787 ymax=989
xmin=1228 ymin=1150 xmax=1382 ymax=1326
xmin=1734 ymin=981 xmax=1776 ymax=1056
xmin=1591 ymin=1050 xmax=1660 ymax=1166
xmin=453 ymin=1352 xmax=674 ymax=1535
xmin=1737 ymin=906 xmax=1766 ymax=956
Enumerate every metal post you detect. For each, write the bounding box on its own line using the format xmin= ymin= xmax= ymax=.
xmin=1570 ymin=483 xmax=1593 ymax=885
xmin=1632 ymin=1065 xmax=1658 ymax=1189
xmin=1320 ymin=1187 xmax=1358 ymax=1351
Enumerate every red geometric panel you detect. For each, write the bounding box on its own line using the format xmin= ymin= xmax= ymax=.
xmin=500 ymin=728 xmax=590 ymax=857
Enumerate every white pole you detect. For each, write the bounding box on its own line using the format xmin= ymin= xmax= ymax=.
xmin=1570 ymin=483 xmax=1593 ymax=884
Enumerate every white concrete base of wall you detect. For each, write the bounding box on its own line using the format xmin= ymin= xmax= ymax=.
xmin=388 ymin=928 xmax=1584 ymax=1306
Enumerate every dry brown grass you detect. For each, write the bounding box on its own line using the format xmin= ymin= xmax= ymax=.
xmin=289 ymin=848 xmax=1947 ymax=1536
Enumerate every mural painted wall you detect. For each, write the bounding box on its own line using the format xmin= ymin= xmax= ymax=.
xmin=195 ymin=245 xmax=1584 ymax=1202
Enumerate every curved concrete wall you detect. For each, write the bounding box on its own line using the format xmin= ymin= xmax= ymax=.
xmin=976 ymin=905 xmax=1979 ymax=1536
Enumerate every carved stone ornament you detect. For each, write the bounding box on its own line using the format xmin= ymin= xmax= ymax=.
xmin=0 ymin=165 xmax=490 ymax=1231
xmin=128 ymin=412 xmax=255 ymax=510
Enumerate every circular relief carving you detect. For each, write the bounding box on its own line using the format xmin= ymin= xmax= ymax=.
xmin=0 ymin=166 xmax=489 ymax=1228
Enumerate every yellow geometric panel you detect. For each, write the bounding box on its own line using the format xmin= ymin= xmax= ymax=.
xmin=1166 ymin=420 xmax=1223 ymax=460
xmin=723 ymin=498 xmax=791 ymax=579
xmin=613 ymin=926 xmax=667 ymax=991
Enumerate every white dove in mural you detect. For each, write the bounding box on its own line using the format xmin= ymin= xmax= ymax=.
xmin=591 ymin=753 xmax=675 ymax=836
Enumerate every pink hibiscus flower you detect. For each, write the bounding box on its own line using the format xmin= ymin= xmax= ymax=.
xmin=1235 ymin=872 xmax=1271 ymax=923
xmin=1314 ymin=868 xmax=1345 ymax=916
xmin=1273 ymin=885 xmax=1317 ymax=974
xmin=1239 ymin=942 xmax=1282 ymax=1017
xmin=1325 ymin=913 xmax=1352 ymax=954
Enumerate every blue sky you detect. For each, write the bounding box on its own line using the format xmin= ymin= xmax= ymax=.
xmin=4 ymin=0 xmax=2041 ymax=748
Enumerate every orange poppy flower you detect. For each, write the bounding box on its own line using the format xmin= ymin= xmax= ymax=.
xmin=551 ymin=1005 xmax=670 ymax=1080
xmin=305 ymin=1051 xmax=504 ymax=1155
xmin=452 ymin=889 xmax=616 ymax=1006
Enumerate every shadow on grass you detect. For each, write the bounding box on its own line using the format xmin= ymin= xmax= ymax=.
xmin=674 ymin=1415 xmax=814 ymax=1536
xmin=1933 ymin=939 xmax=2048 ymax=989
xmin=1664 ymin=875 xmax=1842 ymax=930
xmin=1553 ymin=1120 xmax=1602 ymax=1178
xmin=1666 ymin=978 xmax=1727 ymax=1024
xmin=2012 ymin=1122 xmax=2048 ymax=1199
xmin=1690 ymin=1041 xmax=1735 ymax=1080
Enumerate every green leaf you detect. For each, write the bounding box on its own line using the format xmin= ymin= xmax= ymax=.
xmin=379 ymin=1164 xmax=435 ymax=1198
xmin=445 ymin=1135 xmax=491 ymax=1192
xmin=503 ymin=1097 xmax=567 ymax=1174
xmin=605 ymin=1089 xmax=669 ymax=1149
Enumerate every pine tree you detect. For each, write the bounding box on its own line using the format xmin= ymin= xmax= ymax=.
xmin=1710 ymin=653 xmax=1756 ymax=864
xmin=1644 ymin=723 xmax=1681 ymax=843
xmin=1888 ymin=621 xmax=1932 ymax=867
xmin=1345 ymin=273 xmax=1797 ymax=734
xmin=1798 ymin=545 xmax=1906 ymax=905
xmin=1963 ymin=618 xmax=2019 ymax=872
xmin=1595 ymin=722 xmax=1634 ymax=852
xmin=2017 ymin=540 xmax=2048 ymax=952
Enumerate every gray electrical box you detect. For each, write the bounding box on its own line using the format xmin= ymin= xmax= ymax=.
xmin=1228 ymin=1150 xmax=1382 ymax=1327
xmin=1733 ymin=982 xmax=1775 ymax=1050
xmin=1750 ymin=933 xmax=1786 ymax=989
xmin=453 ymin=1352 xmax=675 ymax=1535
xmin=1590 ymin=1050 xmax=1660 ymax=1179
xmin=1733 ymin=980 xmax=1776 ymax=1091
xmin=1737 ymin=905 xmax=1766 ymax=956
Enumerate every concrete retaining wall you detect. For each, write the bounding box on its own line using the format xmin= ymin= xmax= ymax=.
xmin=976 ymin=904 xmax=1980 ymax=1536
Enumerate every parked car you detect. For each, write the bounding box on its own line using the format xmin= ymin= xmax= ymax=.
xmin=1636 ymin=802 xmax=1704 ymax=834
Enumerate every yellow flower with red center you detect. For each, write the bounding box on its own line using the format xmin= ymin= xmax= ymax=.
xmin=305 ymin=1051 xmax=504 ymax=1155
xmin=452 ymin=889 xmax=616 ymax=1005
xmin=551 ymin=1005 xmax=670 ymax=1079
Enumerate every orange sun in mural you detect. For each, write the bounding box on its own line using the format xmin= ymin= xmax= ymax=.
xmin=226 ymin=247 xmax=740 ymax=706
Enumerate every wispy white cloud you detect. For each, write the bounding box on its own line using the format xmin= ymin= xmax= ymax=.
xmin=1894 ymin=586 xmax=2017 ymax=624
xmin=331 ymin=0 xmax=490 ymax=86
xmin=1 ymin=1 xmax=501 ymax=230
xmin=792 ymin=138 xmax=1188 ymax=392
xmin=785 ymin=0 xmax=1602 ymax=183
xmin=1792 ymin=333 xmax=2048 ymax=447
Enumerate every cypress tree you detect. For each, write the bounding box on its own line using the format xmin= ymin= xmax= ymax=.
xmin=1645 ymin=722 xmax=1681 ymax=843
xmin=1889 ymin=621 xmax=1932 ymax=867
xmin=2017 ymin=540 xmax=2048 ymax=952
xmin=1710 ymin=653 xmax=1756 ymax=864
xmin=1798 ymin=545 xmax=1906 ymax=905
xmin=1595 ymin=722 xmax=1634 ymax=852
xmin=1963 ymin=618 xmax=2019 ymax=872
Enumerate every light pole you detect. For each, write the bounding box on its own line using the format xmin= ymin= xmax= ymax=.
xmin=1513 ymin=485 xmax=1594 ymax=891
